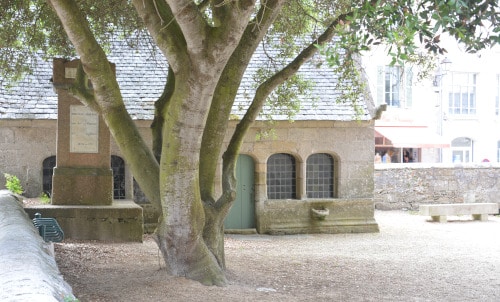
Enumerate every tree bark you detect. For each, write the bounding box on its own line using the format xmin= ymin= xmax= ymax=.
xmin=133 ymin=0 xmax=257 ymax=285
xmin=153 ymin=69 xmax=227 ymax=285
xmin=198 ymin=0 xmax=286 ymax=267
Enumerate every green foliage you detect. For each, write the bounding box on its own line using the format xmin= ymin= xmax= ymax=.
xmin=63 ymin=296 xmax=79 ymax=302
xmin=317 ymin=0 xmax=499 ymax=112
xmin=2 ymin=0 xmax=498 ymax=117
xmin=262 ymin=74 xmax=312 ymax=121
xmin=328 ymin=0 xmax=499 ymax=65
xmin=3 ymin=173 xmax=23 ymax=195
xmin=255 ymin=128 xmax=277 ymax=141
xmin=40 ymin=192 xmax=51 ymax=204
xmin=0 ymin=0 xmax=142 ymax=81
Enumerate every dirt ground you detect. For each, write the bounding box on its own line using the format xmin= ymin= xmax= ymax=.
xmin=52 ymin=211 xmax=500 ymax=302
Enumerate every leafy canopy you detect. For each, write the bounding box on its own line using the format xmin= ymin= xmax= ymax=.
xmin=1 ymin=1 xmax=499 ymax=96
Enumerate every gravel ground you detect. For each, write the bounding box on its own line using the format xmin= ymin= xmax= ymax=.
xmin=54 ymin=211 xmax=500 ymax=302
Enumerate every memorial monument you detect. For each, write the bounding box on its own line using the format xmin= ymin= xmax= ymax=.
xmin=25 ymin=59 xmax=143 ymax=241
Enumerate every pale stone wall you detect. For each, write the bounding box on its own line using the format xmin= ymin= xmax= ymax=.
xmin=1 ymin=119 xmax=375 ymax=201
xmin=223 ymin=120 xmax=378 ymax=234
xmin=374 ymin=163 xmax=500 ymax=210
xmin=0 ymin=119 xmax=152 ymax=199
xmin=0 ymin=120 xmax=57 ymax=197
xmin=1 ymin=118 xmax=377 ymax=234
xmin=225 ymin=120 xmax=375 ymax=201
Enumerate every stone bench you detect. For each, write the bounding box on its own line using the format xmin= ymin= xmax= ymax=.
xmin=419 ymin=203 xmax=499 ymax=223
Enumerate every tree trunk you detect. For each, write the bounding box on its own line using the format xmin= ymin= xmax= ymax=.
xmin=153 ymin=71 xmax=227 ymax=285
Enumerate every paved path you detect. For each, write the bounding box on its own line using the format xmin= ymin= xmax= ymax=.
xmin=55 ymin=209 xmax=500 ymax=301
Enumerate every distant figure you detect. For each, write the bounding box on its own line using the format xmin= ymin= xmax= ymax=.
xmin=374 ymin=153 xmax=382 ymax=163
xmin=382 ymin=153 xmax=391 ymax=163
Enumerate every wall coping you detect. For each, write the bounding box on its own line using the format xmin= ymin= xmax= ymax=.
xmin=0 ymin=191 xmax=75 ymax=301
xmin=375 ymin=163 xmax=500 ymax=170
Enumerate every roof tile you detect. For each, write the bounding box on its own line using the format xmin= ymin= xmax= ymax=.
xmin=0 ymin=39 xmax=371 ymax=121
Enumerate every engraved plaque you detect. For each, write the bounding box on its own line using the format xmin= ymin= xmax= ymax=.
xmin=70 ymin=105 xmax=99 ymax=153
xmin=65 ymin=67 xmax=77 ymax=79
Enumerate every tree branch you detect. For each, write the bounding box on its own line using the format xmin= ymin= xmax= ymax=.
xmin=221 ymin=14 xmax=348 ymax=208
xmin=151 ymin=66 xmax=175 ymax=162
xmin=132 ymin=0 xmax=188 ymax=73
xmin=199 ymin=0 xmax=286 ymax=202
xmin=165 ymin=0 xmax=209 ymax=54
xmin=68 ymin=62 xmax=100 ymax=113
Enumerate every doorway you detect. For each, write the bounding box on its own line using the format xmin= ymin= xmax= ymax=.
xmin=224 ymin=154 xmax=255 ymax=229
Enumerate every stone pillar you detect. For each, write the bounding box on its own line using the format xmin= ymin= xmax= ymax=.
xmin=51 ymin=59 xmax=113 ymax=205
xmin=23 ymin=59 xmax=143 ymax=242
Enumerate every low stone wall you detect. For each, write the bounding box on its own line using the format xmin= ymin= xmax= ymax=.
xmin=0 ymin=191 xmax=75 ymax=302
xmin=374 ymin=163 xmax=500 ymax=211
xmin=25 ymin=200 xmax=144 ymax=242
xmin=256 ymin=198 xmax=379 ymax=234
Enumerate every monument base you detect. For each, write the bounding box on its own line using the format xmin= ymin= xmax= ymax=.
xmin=51 ymin=167 xmax=113 ymax=206
xmin=25 ymin=200 xmax=143 ymax=242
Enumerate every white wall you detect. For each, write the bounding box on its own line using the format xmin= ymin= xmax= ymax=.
xmin=362 ymin=37 xmax=500 ymax=163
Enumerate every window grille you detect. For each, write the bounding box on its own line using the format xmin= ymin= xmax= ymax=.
xmin=42 ymin=156 xmax=56 ymax=196
xmin=306 ymin=153 xmax=334 ymax=198
xmin=111 ymin=155 xmax=126 ymax=199
xmin=267 ymin=153 xmax=296 ymax=199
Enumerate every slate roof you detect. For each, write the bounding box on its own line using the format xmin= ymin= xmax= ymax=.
xmin=0 ymin=39 xmax=373 ymax=121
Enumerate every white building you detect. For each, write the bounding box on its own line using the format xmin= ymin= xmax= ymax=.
xmin=363 ymin=37 xmax=500 ymax=164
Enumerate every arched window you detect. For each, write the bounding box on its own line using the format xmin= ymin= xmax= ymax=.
xmin=267 ymin=153 xmax=296 ymax=199
xmin=451 ymin=137 xmax=472 ymax=163
xmin=42 ymin=156 xmax=56 ymax=196
xmin=111 ymin=155 xmax=126 ymax=199
xmin=306 ymin=153 xmax=334 ymax=198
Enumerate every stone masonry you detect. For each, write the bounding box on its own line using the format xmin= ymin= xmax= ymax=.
xmin=374 ymin=163 xmax=500 ymax=210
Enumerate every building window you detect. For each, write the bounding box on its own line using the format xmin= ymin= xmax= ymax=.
xmin=267 ymin=153 xmax=296 ymax=199
xmin=377 ymin=66 xmax=413 ymax=108
xmin=306 ymin=153 xmax=334 ymax=198
xmin=451 ymin=137 xmax=472 ymax=163
xmin=448 ymin=73 xmax=476 ymax=115
xmin=111 ymin=155 xmax=126 ymax=199
xmin=42 ymin=156 xmax=56 ymax=196
xmin=384 ymin=66 xmax=401 ymax=107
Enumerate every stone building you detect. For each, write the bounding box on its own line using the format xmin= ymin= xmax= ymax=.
xmin=0 ymin=39 xmax=379 ymax=235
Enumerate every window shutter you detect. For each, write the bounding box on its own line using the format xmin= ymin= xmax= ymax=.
xmin=377 ymin=66 xmax=384 ymax=105
xmin=405 ymin=67 xmax=413 ymax=108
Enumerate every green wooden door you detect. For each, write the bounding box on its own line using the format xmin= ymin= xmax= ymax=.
xmin=224 ymin=155 xmax=255 ymax=229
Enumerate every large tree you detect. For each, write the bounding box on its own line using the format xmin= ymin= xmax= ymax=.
xmin=1 ymin=0 xmax=498 ymax=285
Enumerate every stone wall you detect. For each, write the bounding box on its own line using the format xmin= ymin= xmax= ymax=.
xmin=0 ymin=191 xmax=75 ymax=301
xmin=257 ymin=198 xmax=379 ymax=234
xmin=1 ymin=119 xmax=375 ymax=200
xmin=1 ymin=118 xmax=378 ymax=234
xmin=374 ymin=163 xmax=500 ymax=210
xmin=0 ymin=120 xmax=56 ymax=197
